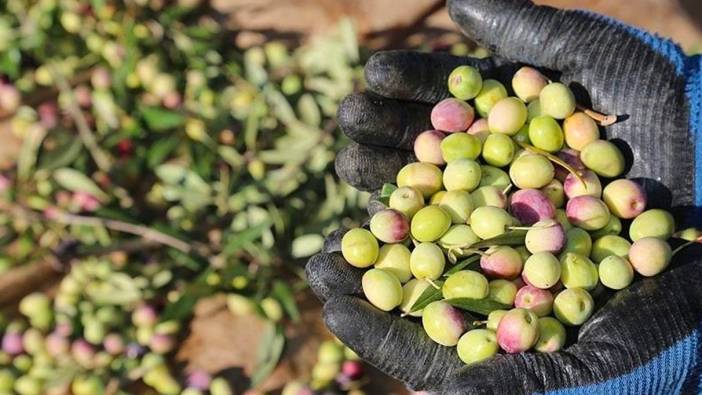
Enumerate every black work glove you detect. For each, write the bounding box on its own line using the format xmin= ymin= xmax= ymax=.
xmin=307 ymin=0 xmax=702 ymax=393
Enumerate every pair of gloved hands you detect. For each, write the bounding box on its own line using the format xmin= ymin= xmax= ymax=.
xmin=307 ymin=1 xmax=702 ymax=393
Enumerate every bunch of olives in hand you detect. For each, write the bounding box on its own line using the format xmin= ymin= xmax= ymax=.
xmin=340 ymin=65 xmax=691 ymax=365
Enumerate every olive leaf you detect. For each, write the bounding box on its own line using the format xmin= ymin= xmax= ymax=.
xmin=408 ymin=280 xmax=444 ymax=313
xmin=469 ymin=230 xmax=528 ymax=249
xmin=444 ymin=255 xmax=481 ymax=277
xmin=54 ymin=168 xmax=109 ymax=201
xmin=379 ymin=183 xmax=398 ymax=206
xmin=444 ymin=298 xmax=511 ymax=316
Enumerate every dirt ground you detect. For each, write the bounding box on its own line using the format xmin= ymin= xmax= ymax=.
xmin=215 ymin=0 xmax=702 ymax=51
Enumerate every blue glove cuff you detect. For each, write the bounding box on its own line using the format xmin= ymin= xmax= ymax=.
xmin=621 ymin=23 xmax=702 ymax=210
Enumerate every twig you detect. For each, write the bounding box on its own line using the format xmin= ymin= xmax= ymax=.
xmin=49 ymin=64 xmax=112 ymax=172
xmin=577 ymin=105 xmax=617 ymax=126
xmin=51 ymin=211 xmax=193 ymax=254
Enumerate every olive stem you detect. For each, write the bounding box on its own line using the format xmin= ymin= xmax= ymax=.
xmin=577 ymin=105 xmax=617 ymax=126
xmin=502 ymin=184 xmax=513 ymax=195
xmin=508 ymin=226 xmax=533 ymax=231
xmin=672 ymin=240 xmax=698 ymax=257
xmin=427 ymin=279 xmax=441 ymax=290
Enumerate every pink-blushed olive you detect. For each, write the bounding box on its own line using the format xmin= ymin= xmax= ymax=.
xmin=488 ymin=279 xmax=518 ymax=305
xmin=525 ymin=219 xmax=566 ymax=254
xmin=480 ymin=246 xmax=524 ymax=280
xmin=102 ymin=333 xmax=125 ymax=356
xmin=541 ymin=179 xmax=565 ymax=208
xmin=510 ymin=189 xmax=556 ymax=226
xmin=539 ymin=82 xmax=576 ymax=119
xmin=448 ymin=65 xmax=483 ymax=100
xmin=362 ymin=269 xmax=403 ymax=312
xmin=628 ymin=237 xmax=672 ymax=277
xmin=457 ymin=329 xmax=499 ymax=365
xmin=509 ymin=154 xmax=555 ymax=189
xmin=472 ymin=186 xmax=507 ymax=209
xmin=591 ymin=235 xmax=631 ymax=263
xmin=431 ymin=98 xmax=475 ymax=133
xmin=489 ymin=97 xmax=528 ymax=136
xmin=443 ymin=159 xmax=482 ymax=192
xmin=439 ymin=190 xmax=475 ymax=224
xmin=553 ymin=288 xmax=594 ymax=326
xmin=566 ymin=196 xmax=611 ymax=231
xmin=422 ymin=301 xmax=467 ymax=346
xmin=523 ymin=252 xmax=561 ymax=289
xmin=514 ymin=285 xmax=554 ymax=317
xmin=602 ymin=179 xmax=647 ymax=219
xmin=132 ymin=305 xmax=158 ymax=327
xmin=467 ymin=118 xmax=490 ymax=143
xmin=369 ymin=209 xmax=409 ymax=243
xmin=560 ymin=252 xmax=599 ymax=290
xmin=389 ymin=186 xmax=425 ymax=219
xmin=397 ymin=162 xmax=443 ymax=198
xmin=475 ymin=79 xmax=508 ymax=118
xmin=2 ymin=332 xmax=23 ymax=355
xmin=341 ymin=228 xmax=379 ymax=268
xmin=441 ymin=132 xmax=482 ymax=162
xmin=564 ymin=170 xmax=602 ymax=199
xmin=443 ymin=270 xmax=490 ymax=300
xmin=554 ymin=148 xmax=586 ymax=182
xmin=598 ymin=255 xmax=635 ymax=289
xmin=413 ymin=130 xmax=446 ymax=165
xmin=563 ymin=112 xmax=599 ymax=151
xmin=580 ymin=140 xmax=626 ymax=178
xmin=487 ymin=310 xmax=508 ymax=331
xmin=496 ymin=308 xmax=540 ymax=353
xmin=411 ymin=206 xmax=452 ymax=242
xmin=534 ymin=317 xmax=566 ymax=352
xmin=629 ymin=209 xmax=676 ymax=241
xmin=512 ymin=67 xmax=549 ymax=103
xmin=400 ymin=279 xmax=431 ymax=317
xmin=375 ymin=243 xmax=412 ymax=283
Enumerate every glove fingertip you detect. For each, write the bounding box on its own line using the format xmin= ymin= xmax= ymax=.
xmin=306 ymin=253 xmax=363 ymax=302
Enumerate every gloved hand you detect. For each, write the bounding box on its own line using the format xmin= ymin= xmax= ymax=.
xmin=307 ymin=0 xmax=702 ymax=394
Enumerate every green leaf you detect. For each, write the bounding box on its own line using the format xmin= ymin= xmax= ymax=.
xmin=444 ymin=255 xmax=481 ymax=277
xmin=444 ymin=298 xmax=511 ymax=316
xmin=37 ymin=137 xmax=83 ymax=171
xmin=161 ymin=270 xmax=214 ymax=321
xmin=17 ymin=126 xmax=47 ymax=181
xmin=223 ymin=222 xmax=271 ymax=256
xmin=250 ymin=323 xmax=285 ymax=387
xmin=470 ymin=230 xmax=527 ymax=249
xmin=291 ymin=234 xmax=324 ymax=258
xmin=140 ymin=106 xmax=185 ymax=131
xmin=147 ymin=137 xmax=180 ymax=168
xmin=53 ymin=168 xmax=109 ymax=201
xmin=379 ymin=183 xmax=397 ymax=205
xmin=409 ymin=280 xmax=444 ymax=313
xmin=272 ymin=281 xmax=300 ymax=322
